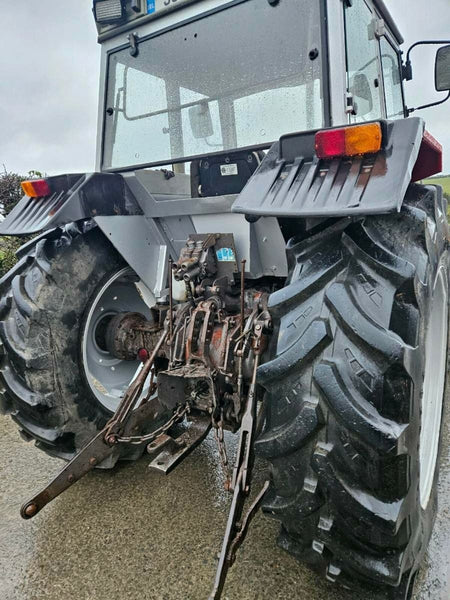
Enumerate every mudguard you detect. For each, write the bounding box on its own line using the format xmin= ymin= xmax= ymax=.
xmin=0 ymin=173 xmax=142 ymax=236
xmin=232 ymin=117 xmax=435 ymax=218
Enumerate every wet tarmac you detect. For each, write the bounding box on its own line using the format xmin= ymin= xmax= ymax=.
xmin=1 ymin=385 xmax=449 ymax=600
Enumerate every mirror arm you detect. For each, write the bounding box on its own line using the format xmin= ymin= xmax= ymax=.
xmin=407 ymin=91 xmax=450 ymax=115
xmin=403 ymin=40 xmax=450 ymax=81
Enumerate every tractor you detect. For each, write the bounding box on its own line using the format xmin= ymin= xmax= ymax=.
xmin=1 ymin=1 xmax=449 ymax=598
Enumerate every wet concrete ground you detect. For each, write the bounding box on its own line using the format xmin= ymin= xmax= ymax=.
xmin=1 ymin=386 xmax=449 ymax=600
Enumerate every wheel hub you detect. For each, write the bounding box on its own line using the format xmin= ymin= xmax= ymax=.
xmin=105 ymin=312 xmax=152 ymax=361
xmin=81 ymin=267 xmax=155 ymax=413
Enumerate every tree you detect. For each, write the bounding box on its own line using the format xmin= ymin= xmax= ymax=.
xmin=0 ymin=168 xmax=34 ymax=277
xmin=0 ymin=167 xmax=26 ymax=216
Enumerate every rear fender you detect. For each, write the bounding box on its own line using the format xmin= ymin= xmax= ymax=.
xmin=0 ymin=173 xmax=142 ymax=237
xmin=232 ymin=117 xmax=438 ymax=218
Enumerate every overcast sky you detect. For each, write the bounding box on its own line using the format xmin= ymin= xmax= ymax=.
xmin=0 ymin=0 xmax=449 ymax=175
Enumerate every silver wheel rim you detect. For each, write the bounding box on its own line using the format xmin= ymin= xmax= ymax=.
xmin=81 ymin=267 xmax=153 ymax=413
xmin=419 ymin=266 xmax=448 ymax=509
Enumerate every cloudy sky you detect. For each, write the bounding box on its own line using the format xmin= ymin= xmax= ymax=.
xmin=1 ymin=0 xmax=449 ymax=175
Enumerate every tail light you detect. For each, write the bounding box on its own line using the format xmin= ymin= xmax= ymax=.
xmin=315 ymin=123 xmax=383 ymax=159
xmin=21 ymin=179 xmax=52 ymax=198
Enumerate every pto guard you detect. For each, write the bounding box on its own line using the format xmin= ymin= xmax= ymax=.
xmin=232 ymin=117 xmax=434 ymax=218
xmin=0 ymin=173 xmax=142 ymax=236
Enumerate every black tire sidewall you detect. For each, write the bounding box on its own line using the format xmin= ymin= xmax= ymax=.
xmin=255 ymin=186 xmax=449 ymax=592
xmin=40 ymin=228 xmax=126 ymax=443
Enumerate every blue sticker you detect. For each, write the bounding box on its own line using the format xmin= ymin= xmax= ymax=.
xmin=216 ymin=248 xmax=235 ymax=262
xmin=147 ymin=1 xmax=156 ymax=14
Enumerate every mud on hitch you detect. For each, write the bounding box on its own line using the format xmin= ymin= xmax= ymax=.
xmin=21 ymin=233 xmax=272 ymax=599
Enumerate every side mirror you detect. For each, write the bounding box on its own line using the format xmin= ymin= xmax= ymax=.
xmin=350 ymin=73 xmax=374 ymax=117
xmin=189 ymin=102 xmax=214 ymax=139
xmin=404 ymin=39 xmax=450 ymax=114
xmin=435 ymin=45 xmax=450 ymax=92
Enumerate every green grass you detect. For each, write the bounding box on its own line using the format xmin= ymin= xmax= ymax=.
xmin=0 ymin=236 xmax=23 ymax=277
xmin=423 ymin=176 xmax=450 ymax=196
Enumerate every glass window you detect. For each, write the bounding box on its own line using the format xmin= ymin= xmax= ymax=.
xmin=380 ymin=37 xmax=404 ymax=120
xmin=234 ymin=79 xmax=322 ymax=148
xmin=103 ymin=0 xmax=324 ymax=169
xmin=345 ymin=0 xmax=383 ymax=122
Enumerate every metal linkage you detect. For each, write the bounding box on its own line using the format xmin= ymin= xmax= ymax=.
xmin=212 ymin=410 xmax=232 ymax=491
xmin=21 ymin=235 xmax=274 ymax=600
xmin=21 ymin=394 xmax=165 ymax=519
xmin=209 ymin=317 xmax=271 ymax=600
xmin=148 ymin=414 xmax=211 ymax=474
xmin=104 ymin=330 xmax=168 ymax=444
xmin=20 ymin=327 xmax=180 ymax=520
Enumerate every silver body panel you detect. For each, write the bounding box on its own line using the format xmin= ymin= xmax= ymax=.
xmin=94 ymin=215 xmax=169 ymax=299
xmin=95 ymin=167 xmax=288 ymax=298
xmin=94 ymin=211 xmax=288 ymax=299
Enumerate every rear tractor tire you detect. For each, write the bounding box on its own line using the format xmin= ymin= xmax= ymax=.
xmin=0 ymin=223 xmax=169 ymax=465
xmin=256 ymin=184 xmax=449 ymax=597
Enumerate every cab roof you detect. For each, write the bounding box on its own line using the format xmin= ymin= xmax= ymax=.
xmin=97 ymin=0 xmax=404 ymax=47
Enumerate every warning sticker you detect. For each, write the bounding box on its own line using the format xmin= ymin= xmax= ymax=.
xmin=216 ymin=248 xmax=236 ymax=262
xmin=220 ymin=164 xmax=238 ymax=177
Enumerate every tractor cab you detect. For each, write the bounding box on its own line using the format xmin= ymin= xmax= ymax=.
xmin=93 ymin=0 xmax=407 ymax=194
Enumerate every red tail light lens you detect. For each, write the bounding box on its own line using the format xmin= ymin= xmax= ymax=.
xmin=21 ymin=179 xmax=51 ymax=198
xmin=315 ymin=123 xmax=383 ymax=159
xmin=315 ymin=129 xmax=346 ymax=158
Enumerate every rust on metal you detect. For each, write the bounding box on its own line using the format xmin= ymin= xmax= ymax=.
xmin=209 ymin=314 xmax=271 ymax=599
xmin=19 ymin=231 xmax=275 ymax=600
xmin=240 ymin=259 xmax=246 ymax=338
xmin=168 ymin=257 xmax=174 ymax=345
xmin=105 ymin=312 xmax=161 ymax=362
xmin=24 ymin=503 xmax=37 ymax=518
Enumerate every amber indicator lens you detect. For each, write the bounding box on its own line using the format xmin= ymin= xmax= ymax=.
xmin=21 ymin=179 xmax=52 ymax=198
